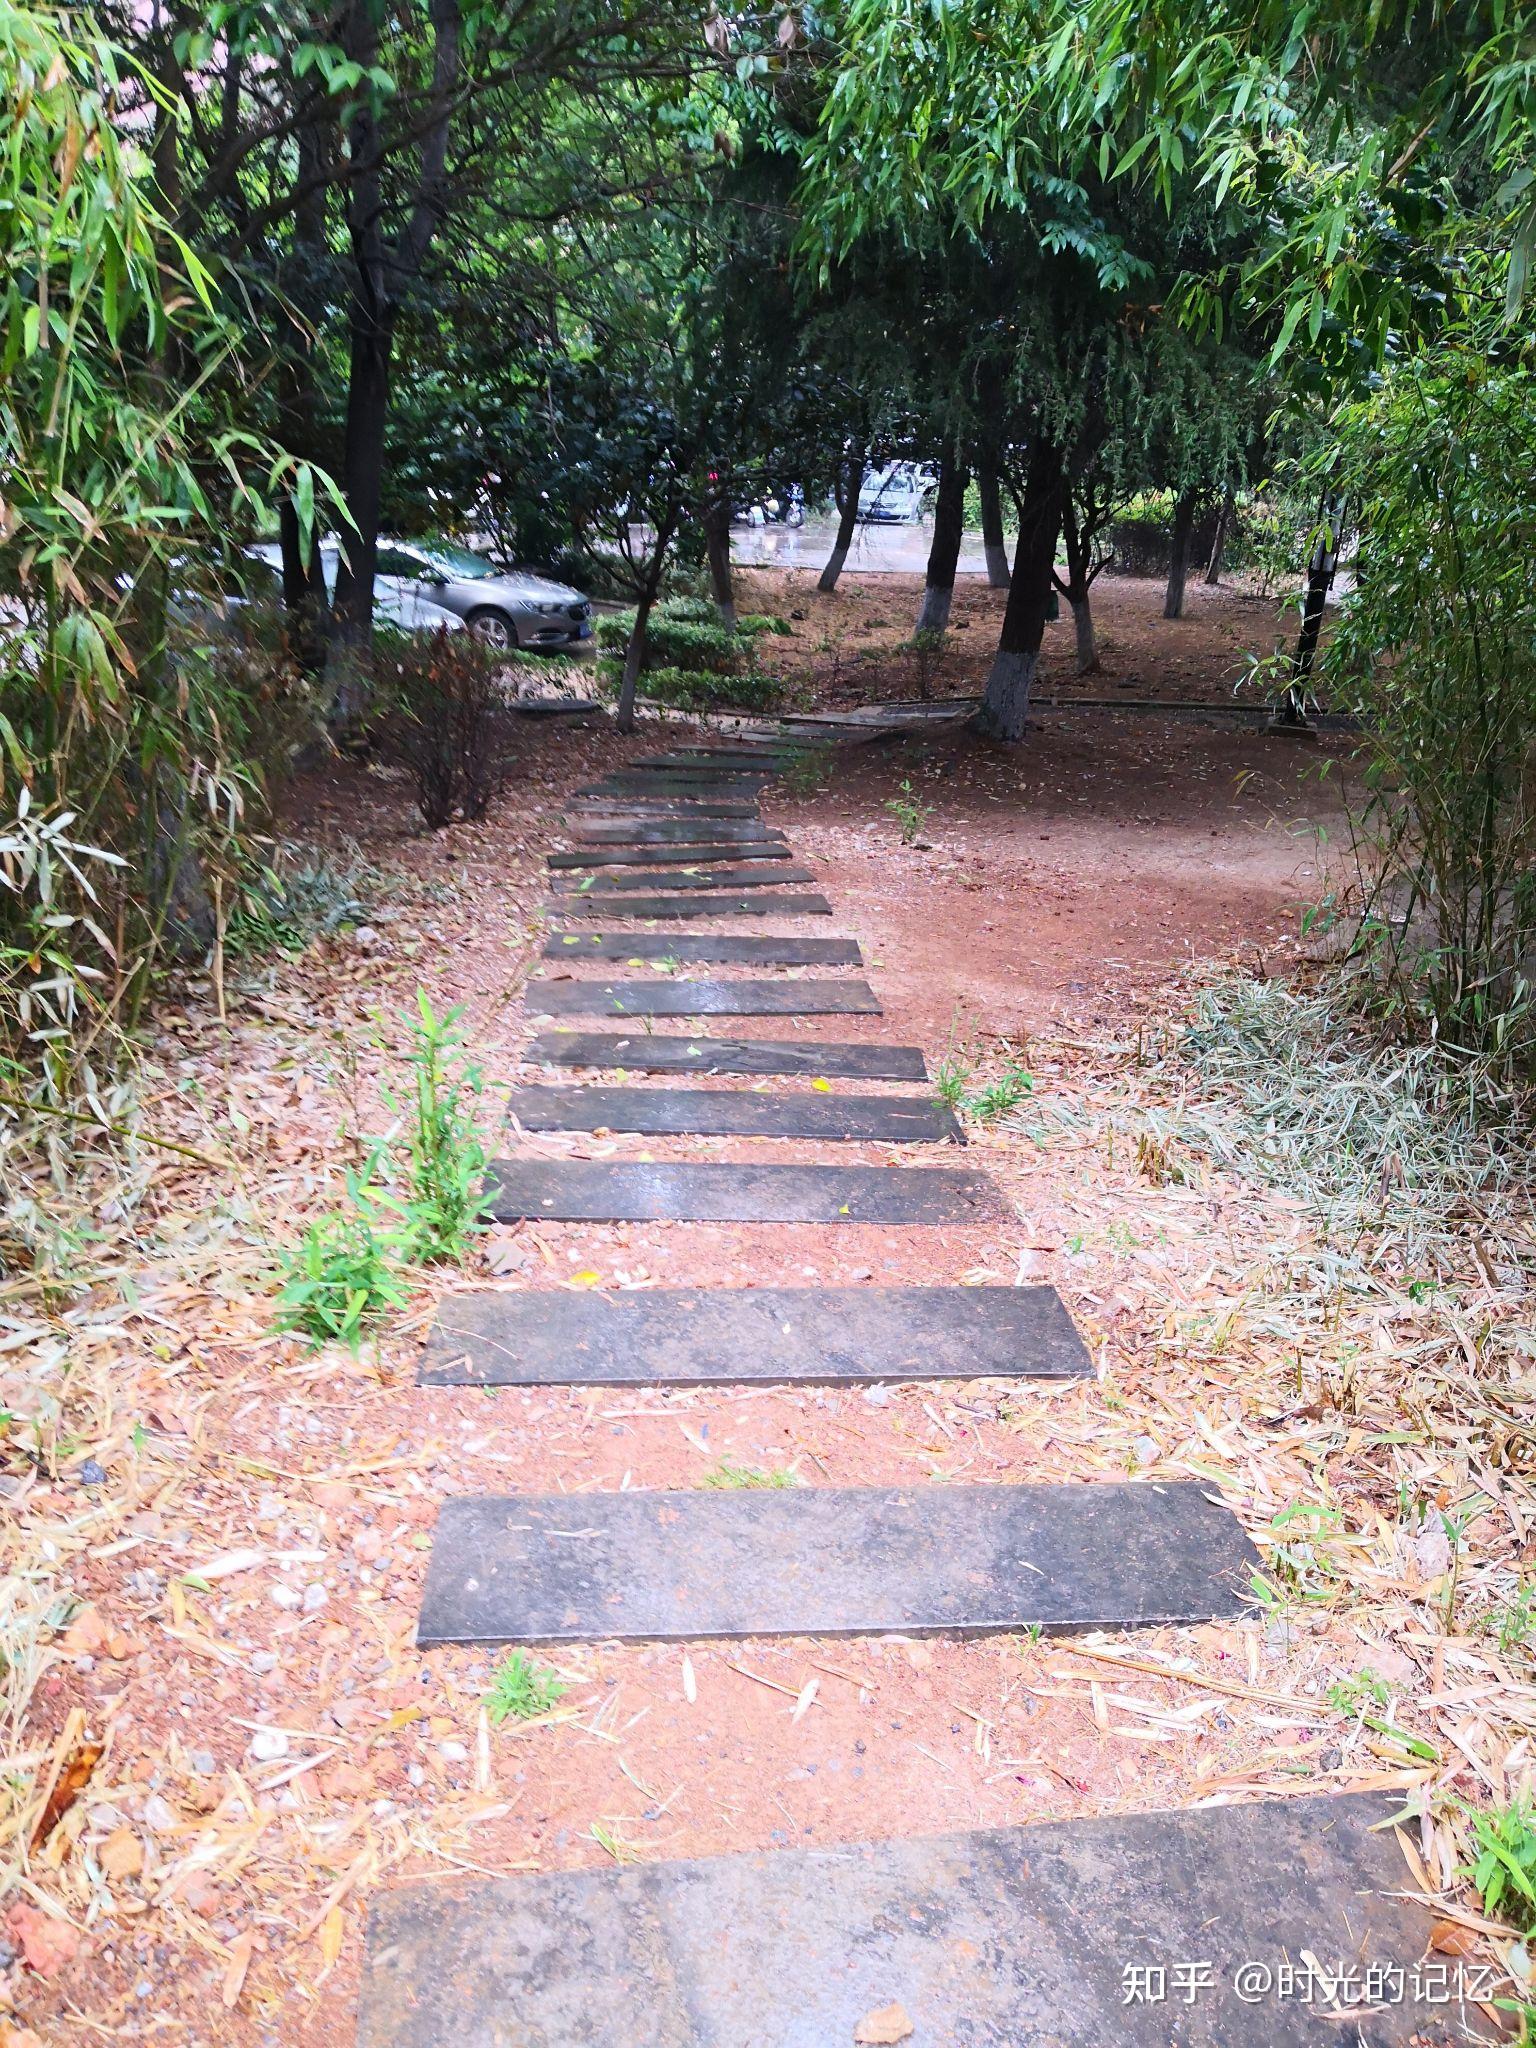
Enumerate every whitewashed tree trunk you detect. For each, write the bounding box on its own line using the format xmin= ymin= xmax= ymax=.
xmin=974 ymin=647 xmax=1039 ymax=741
xmin=1072 ymin=596 xmax=1097 ymax=674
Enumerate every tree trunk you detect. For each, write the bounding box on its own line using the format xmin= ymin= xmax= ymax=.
xmin=1204 ymin=488 xmax=1234 ymax=586
xmin=915 ymin=460 xmax=967 ymax=635
xmin=1164 ymin=489 xmax=1198 ymax=619
xmin=330 ymin=304 xmax=394 ymax=642
xmin=978 ymin=468 xmax=1010 ymax=588
xmin=703 ymin=494 xmax=736 ymax=629
xmin=818 ymin=451 xmax=863 ymax=594
xmin=616 ymin=588 xmax=656 ymax=735
xmin=1055 ymin=497 xmax=1100 ymax=674
xmin=1279 ymin=494 xmax=1343 ymax=723
xmin=972 ymin=437 xmax=1064 ymax=742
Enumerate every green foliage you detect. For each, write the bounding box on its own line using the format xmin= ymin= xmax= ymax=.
xmin=0 ymin=4 xmax=333 ymax=1122
xmin=274 ymin=1168 xmax=410 ymax=1347
xmin=933 ymin=1053 xmax=1033 ymax=1123
xmin=485 ymin=1650 xmax=569 ymax=1723
xmin=736 ymin=613 xmax=793 ymax=636
xmin=699 ymin=1458 xmax=799 ymax=1489
xmin=392 ymin=993 xmax=493 ymax=1263
xmin=1322 ymin=355 xmax=1536 ymax=1073
xmin=597 ymin=609 xmax=741 ymax=675
xmin=598 ymin=663 xmax=782 ymax=714
xmin=884 ymin=779 xmax=932 ymax=843
xmin=1468 ymin=1799 xmax=1536 ymax=1932
xmin=224 ymin=851 xmax=376 ymax=958
xmin=276 ymin=995 xmax=490 ymax=1346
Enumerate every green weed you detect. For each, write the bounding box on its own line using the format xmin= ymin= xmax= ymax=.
xmin=1468 ymin=1798 xmax=1536 ymax=1931
xmin=699 ymin=1458 xmax=798 ymax=1489
xmin=274 ymin=1168 xmax=410 ymax=1347
xmin=485 ymin=1650 xmax=569 ymax=1724
xmin=884 ymin=778 xmax=931 ymax=844
xmin=392 ymin=991 xmax=493 ymax=1263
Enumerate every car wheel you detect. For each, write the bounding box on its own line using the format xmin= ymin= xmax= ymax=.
xmin=469 ymin=608 xmax=516 ymax=651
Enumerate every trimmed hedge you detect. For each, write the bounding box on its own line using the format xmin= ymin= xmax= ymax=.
xmin=595 ymin=601 xmax=789 ymax=675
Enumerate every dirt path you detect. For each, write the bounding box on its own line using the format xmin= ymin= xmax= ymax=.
xmin=19 ymin=701 xmax=1513 ymax=2044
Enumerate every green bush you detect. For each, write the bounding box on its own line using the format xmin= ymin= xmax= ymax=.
xmin=737 ymin=612 xmax=793 ymax=636
xmin=595 ymin=601 xmax=785 ymax=674
xmin=639 ymin=666 xmax=782 ymax=713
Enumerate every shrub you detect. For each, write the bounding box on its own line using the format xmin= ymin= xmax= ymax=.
xmin=736 ymin=612 xmax=793 ymax=636
xmin=596 ymin=610 xmax=744 ymax=674
xmin=1323 ymin=356 xmax=1536 ymax=1074
xmin=376 ymin=631 xmax=515 ymax=830
xmin=638 ymin=666 xmax=782 ymax=713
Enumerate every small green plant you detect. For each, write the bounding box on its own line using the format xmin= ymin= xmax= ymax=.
xmin=393 ymin=992 xmax=493 ymax=1262
xmin=1494 ymin=1582 xmax=1536 ymax=1654
xmin=485 ymin=1650 xmax=569 ymax=1723
xmin=699 ymin=1458 xmax=798 ymax=1489
xmin=275 ymin=1168 xmax=410 ymax=1347
xmin=1326 ymin=1668 xmax=1392 ymax=1713
xmin=1467 ymin=1798 xmax=1536 ymax=1931
xmin=782 ymin=750 xmax=835 ymax=796
xmin=885 ymin=779 xmax=932 ymax=844
xmin=964 ymin=1065 xmax=1034 ymax=1123
xmin=933 ymin=1057 xmax=970 ymax=1110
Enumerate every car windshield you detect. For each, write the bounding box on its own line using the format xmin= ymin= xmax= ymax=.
xmin=413 ymin=542 xmax=495 ymax=580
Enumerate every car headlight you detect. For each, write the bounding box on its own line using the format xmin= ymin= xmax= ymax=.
xmin=535 ymin=600 xmax=565 ymax=615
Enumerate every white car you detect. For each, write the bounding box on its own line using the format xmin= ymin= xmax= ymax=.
xmin=244 ymin=542 xmax=464 ymax=634
xmin=858 ymin=464 xmax=931 ymax=524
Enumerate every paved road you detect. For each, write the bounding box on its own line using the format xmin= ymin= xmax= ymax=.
xmin=731 ymin=511 xmax=1000 ymax=577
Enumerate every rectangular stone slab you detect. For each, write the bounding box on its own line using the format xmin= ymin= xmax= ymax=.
xmin=548 ymin=843 xmax=796 ymax=869
xmin=552 ymin=865 xmax=817 ymax=894
xmin=420 ymin=1283 xmax=1087 ymax=1386
xmin=544 ymin=894 xmax=834 ymax=920
xmin=534 ymin=978 xmax=881 ymax=1018
xmin=484 ymin=1159 xmax=1006 ymax=1223
xmin=416 ymin=1479 xmax=1255 ymax=1645
xmin=504 ymin=1084 xmax=955 ymax=1140
xmin=542 ymin=933 xmax=863 ymax=966
xmin=579 ymin=776 xmax=769 ymax=797
xmin=571 ymin=820 xmax=784 ymax=844
xmin=569 ymin=800 xmax=763 ymax=821
xmin=357 ymin=1793 xmax=1441 ymax=2048
xmin=528 ymin=1032 xmax=926 ymax=1078
xmin=634 ymin=752 xmax=811 ymax=769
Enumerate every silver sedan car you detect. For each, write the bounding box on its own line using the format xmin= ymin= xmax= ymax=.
xmin=373 ymin=540 xmax=593 ymax=651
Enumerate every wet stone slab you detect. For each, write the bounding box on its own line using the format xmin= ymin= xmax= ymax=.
xmin=569 ymin=820 xmax=785 ymax=844
xmin=415 ymin=1479 xmax=1256 ymax=1645
xmin=420 ymin=1282 xmax=1088 ymax=1386
xmin=484 ymin=1158 xmax=1006 ymax=1224
xmin=552 ymin=866 xmax=818 ymax=896
xmin=533 ymin=978 xmax=882 ymax=1018
xmin=541 ymin=932 xmax=863 ymax=966
xmin=543 ymin=893 xmax=834 ymax=920
xmin=567 ymin=797 xmax=763 ymax=819
xmin=547 ymin=843 xmax=796 ymax=869
xmin=503 ymin=1083 xmax=955 ymax=1140
xmin=526 ymin=1031 xmax=925 ymax=1078
xmin=358 ymin=1793 xmax=1445 ymax=2048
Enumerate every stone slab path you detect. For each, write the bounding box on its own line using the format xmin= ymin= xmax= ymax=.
xmin=550 ymin=863 xmax=819 ymax=892
xmin=484 ymin=1158 xmax=1009 ymax=1224
xmin=542 ymin=931 xmax=863 ymax=964
xmin=545 ymin=891 xmax=835 ymax=919
xmin=358 ymin=1793 xmax=1444 ymax=2048
xmin=417 ymin=1481 xmax=1257 ymax=1645
xmin=569 ymin=819 xmax=787 ymax=843
xmin=548 ymin=841 xmax=796 ymax=868
xmin=419 ymin=1282 xmax=1091 ymax=1386
xmin=534 ymin=976 xmax=882 ymax=1017
xmin=360 ymin=737 xmax=1442 ymax=2048
xmin=503 ymin=1082 xmax=959 ymax=1141
xmin=526 ymin=1029 xmax=927 ymax=1076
